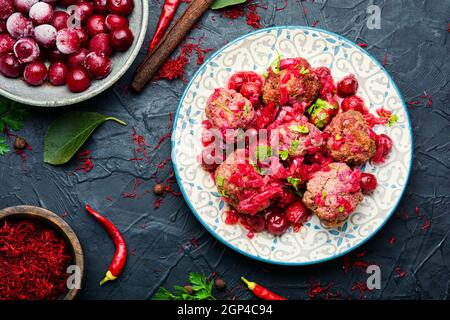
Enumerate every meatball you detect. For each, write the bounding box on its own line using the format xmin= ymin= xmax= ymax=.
xmin=302 ymin=162 xmax=363 ymax=227
xmin=205 ymin=88 xmax=256 ymax=130
xmin=325 ymin=110 xmax=376 ymax=165
xmin=214 ymin=151 xmax=281 ymax=215
xmin=275 ymin=120 xmax=325 ymax=159
xmin=262 ymin=65 xmax=321 ymax=107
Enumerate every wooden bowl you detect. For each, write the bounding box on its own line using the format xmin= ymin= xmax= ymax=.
xmin=0 ymin=205 xmax=84 ymax=300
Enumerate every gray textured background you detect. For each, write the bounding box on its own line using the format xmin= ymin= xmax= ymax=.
xmin=0 ymin=0 xmax=449 ymax=300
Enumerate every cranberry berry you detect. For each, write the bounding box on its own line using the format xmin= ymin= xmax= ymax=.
xmin=107 ymin=0 xmax=134 ymax=16
xmin=6 ymin=12 xmax=33 ymax=39
xmin=77 ymin=1 xmax=94 ymax=23
xmin=337 ymin=74 xmax=358 ymax=98
xmin=52 ymin=11 xmax=69 ymax=31
xmin=74 ymin=27 xmax=89 ymax=47
xmin=243 ymin=215 xmax=265 ymax=233
xmin=66 ymin=66 xmax=91 ymax=93
xmin=83 ymin=51 xmax=112 ymax=79
xmin=93 ymin=0 xmax=108 ymax=13
xmin=13 ymin=0 xmax=38 ymax=15
xmin=110 ymin=26 xmax=133 ymax=51
xmin=0 ymin=53 xmax=23 ymax=77
xmin=86 ymin=14 xmax=106 ymax=37
xmin=23 ymin=61 xmax=47 ymax=86
xmin=56 ymin=28 xmax=80 ymax=54
xmin=0 ymin=34 xmax=15 ymax=55
xmin=286 ymin=201 xmax=310 ymax=226
xmin=341 ymin=95 xmax=367 ymax=114
xmin=13 ymin=38 xmax=40 ymax=63
xmin=47 ymin=48 xmax=65 ymax=62
xmin=34 ymin=24 xmax=57 ymax=48
xmin=266 ymin=211 xmax=289 ymax=236
xmin=29 ymin=2 xmax=53 ymax=25
xmin=105 ymin=14 xmax=128 ymax=31
xmin=360 ymin=173 xmax=378 ymax=194
xmin=48 ymin=62 xmax=68 ymax=86
xmin=59 ymin=0 xmax=77 ymax=6
xmin=1 ymin=0 xmax=15 ymax=19
xmin=89 ymin=33 xmax=112 ymax=56
xmin=67 ymin=47 xmax=88 ymax=66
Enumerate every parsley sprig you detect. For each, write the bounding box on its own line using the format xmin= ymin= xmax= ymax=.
xmin=0 ymin=98 xmax=29 ymax=155
xmin=153 ymin=273 xmax=216 ymax=300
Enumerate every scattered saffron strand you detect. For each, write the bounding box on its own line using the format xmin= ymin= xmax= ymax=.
xmin=358 ymin=42 xmax=368 ymax=48
xmin=382 ymin=51 xmax=389 ymax=66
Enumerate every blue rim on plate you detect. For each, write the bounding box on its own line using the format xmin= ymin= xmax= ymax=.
xmin=171 ymin=26 xmax=414 ymax=266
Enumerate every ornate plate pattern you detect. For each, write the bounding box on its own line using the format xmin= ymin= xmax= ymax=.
xmin=171 ymin=27 xmax=413 ymax=265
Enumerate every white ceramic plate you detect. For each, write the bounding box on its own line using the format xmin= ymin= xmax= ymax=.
xmin=171 ymin=26 xmax=413 ymax=265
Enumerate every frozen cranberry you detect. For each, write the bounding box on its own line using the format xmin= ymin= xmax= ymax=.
xmin=12 ymin=0 xmax=39 ymax=14
xmin=52 ymin=11 xmax=69 ymax=31
xmin=1 ymin=0 xmax=15 ymax=20
xmin=0 ymin=53 xmax=22 ymax=77
xmin=77 ymin=1 xmax=94 ymax=22
xmin=67 ymin=47 xmax=88 ymax=66
xmin=110 ymin=26 xmax=133 ymax=51
xmin=86 ymin=14 xmax=106 ymax=36
xmin=372 ymin=134 xmax=393 ymax=163
xmin=240 ymin=82 xmax=261 ymax=106
xmin=243 ymin=215 xmax=265 ymax=233
xmin=93 ymin=0 xmax=108 ymax=13
xmin=341 ymin=95 xmax=368 ymax=114
xmin=74 ymin=27 xmax=89 ymax=48
xmin=0 ymin=21 xmax=7 ymax=33
xmin=0 ymin=34 xmax=15 ymax=55
xmin=337 ymin=74 xmax=358 ymax=98
xmin=6 ymin=12 xmax=33 ymax=39
xmin=48 ymin=62 xmax=68 ymax=86
xmin=41 ymin=0 xmax=57 ymax=5
xmin=88 ymin=32 xmax=112 ymax=56
xmin=105 ymin=14 xmax=128 ymax=31
xmin=360 ymin=173 xmax=378 ymax=194
xmin=107 ymin=0 xmax=134 ymax=16
xmin=34 ymin=24 xmax=57 ymax=48
xmin=47 ymin=47 xmax=65 ymax=62
xmin=266 ymin=211 xmax=289 ymax=236
xmin=82 ymin=51 xmax=111 ymax=79
xmin=66 ymin=66 xmax=91 ymax=92
xmin=13 ymin=38 xmax=40 ymax=63
xmin=23 ymin=61 xmax=47 ymax=85
xmin=60 ymin=0 xmax=76 ymax=6
xmin=29 ymin=2 xmax=53 ymax=25
xmin=56 ymin=28 xmax=80 ymax=54
xmin=286 ymin=201 xmax=310 ymax=226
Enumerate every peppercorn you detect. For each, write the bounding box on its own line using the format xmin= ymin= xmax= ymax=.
xmin=13 ymin=136 xmax=26 ymax=150
xmin=184 ymin=285 xmax=193 ymax=295
xmin=153 ymin=183 xmax=165 ymax=195
xmin=215 ymin=278 xmax=226 ymax=291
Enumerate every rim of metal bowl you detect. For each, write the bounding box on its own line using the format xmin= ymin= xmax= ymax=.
xmin=0 ymin=1 xmax=149 ymax=107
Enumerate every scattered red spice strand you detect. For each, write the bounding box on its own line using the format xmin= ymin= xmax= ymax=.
xmin=241 ymin=277 xmax=286 ymax=300
xmin=75 ymin=150 xmax=94 ymax=173
xmin=394 ymin=267 xmax=406 ymax=278
xmin=351 ymin=281 xmax=374 ymax=299
xmin=130 ymin=128 xmax=151 ymax=162
xmin=358 ymin=43 xmax=368 ymax=48
xmin=85 ymin=204 xmax=127 ymax=285
xmin=420 ymin=91 xmax=433 ymax=107
xmin=0 ymin=219 xmax=72 ymax=300
xmin=382 ymin=51 xmax=389 ymax=66
xmin=421 ymin=217 xmax=431 ymax=231
xmin=389 ymin=236 xmax=397 ymax=245
xmin=275 ymin=0 xmax=288 ymax=11
xmin=177 ymin=236 xmax=200 ymax=254
xmin=308 ymin=281 xmax=334 ymax=299
xmin=246 ymin=4 xmax=262 ymax=29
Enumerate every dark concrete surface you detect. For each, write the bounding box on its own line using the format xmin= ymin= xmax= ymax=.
xmin=0 ymin=0 xmax=449 ymax=300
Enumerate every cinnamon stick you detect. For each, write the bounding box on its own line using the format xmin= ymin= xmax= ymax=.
xmin=131 ymin=0 xmax=214 ymax=92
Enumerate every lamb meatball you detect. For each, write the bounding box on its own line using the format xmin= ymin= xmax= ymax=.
xmin=302 ymin=162 xmax=363 ymax=227
xmin=262 ymin=58 xmax=321 ymax=107
xmin=205 ymin=88 xmax=256 ymax=130
xmin=275 ymin=120 xmax=325 ymax=159
xmin=325 ymin=110 xmax=376 ymax=165
xmin=214 ymin=151 xmax=280 ymax=215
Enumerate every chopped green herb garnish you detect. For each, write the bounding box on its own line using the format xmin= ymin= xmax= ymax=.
xmin=279 ymin=150 xmax=289 ymax=161
xmin=338 ymin=206 xmax=345 ymax=213
xmin=287 ymin=176 xmax=301 ymax=191
xmin=0 ymin=138 xmax=9 ymax=155
xmin=153 ymin=273 xmax=215 ymax=300
xmin=213 ymin=101 xmax=233 ymax=115
xmin=335 ymin=133 xmax=342 ymax=140
xmin=242 ymin=104 xmax=250 ymax=117
xmin=216 ymin=175 xmax=225 ymax=187
xmin=255 ymin=145 xmax=272 ymax=161
xmin=270 ymin=51 xmax=282 ymax=75
xmin=300 ymin=67 xmax=309 ymax=75
xmin=290 ymin=140 xmax=300 ymax=154
xmin=288 ymin=124 xmax=309 ymax=134
xmin=322 ymin=191 xmax=328 ymax=199
xmin=388 ymin=113 xmax=398 ymax=126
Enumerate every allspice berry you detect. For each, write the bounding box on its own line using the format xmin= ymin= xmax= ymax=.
xmin=13 ymin=136 xmax=27 ymax=150
xmin=153 ymin=183 xmax=165 ymax=195
xmin=184 ymin=285 xmax=193 ymax=295
xmin=214 ymin=278 xmax=226 ymax=291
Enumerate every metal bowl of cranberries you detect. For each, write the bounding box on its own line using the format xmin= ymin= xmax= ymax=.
xmin=0 ymin=0 xmax=148 ymax=107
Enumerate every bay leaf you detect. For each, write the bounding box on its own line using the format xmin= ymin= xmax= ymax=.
xmin=211 ymin=0 xmax=246 ymax=10
xmin=44 ymin=111 xmax=126 ymax=165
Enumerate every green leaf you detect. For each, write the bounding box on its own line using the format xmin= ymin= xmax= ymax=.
xmin=44 ymin=111 xmax=126 ymax=165
xmin=287 ymin=176 xmax=300 ymax=191
xmin=335 ymin=133 xmax=342 ymax=140
xmin=388 ymin=113 xmax=398 ymax=126
xmin=0 ymin=98 xmax=29 ymax=132
xmin=210 ymin=0 xmax=246 ymax=10
xmin=288 ymin=124 xmax=309 ymax=134
xmin=290 ymin=140 xmax=300 ymax=153
xmin=216 ymin=175 xmax=225 ymax=187
xmin=300 ymin=67 xmax=309 ymax=75
xmin=279 ymin=149 xmax=289 ymax=161
xmin=338 ymin=206 xmax=345 ymax=213
xmin=270 ymin=51 xmax=282 ymax=75
xmin=153 ymin=287 xmax=176 ymax=300
xmin=0 ymin=138 xmax=9 ymax=156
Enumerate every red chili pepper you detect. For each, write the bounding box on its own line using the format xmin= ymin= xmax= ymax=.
xmin=148 ymin=0 xmax=181 ymax=52
xmin=241 ymin=277 xmax=287 ymax=300
xmin=85 ymin=204 xmax=127 ymax=285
